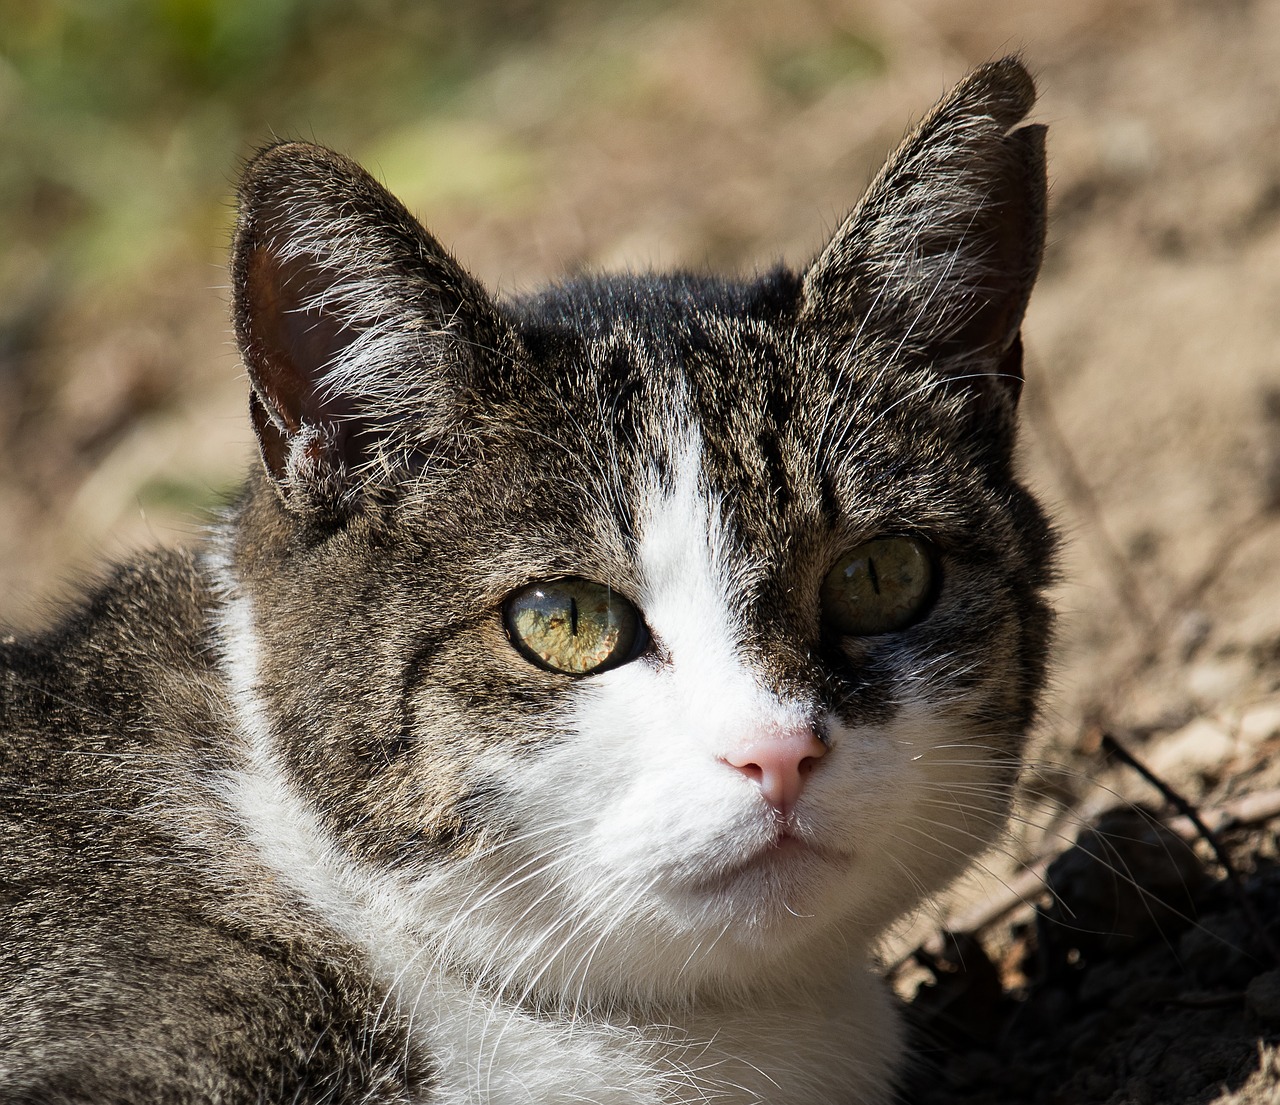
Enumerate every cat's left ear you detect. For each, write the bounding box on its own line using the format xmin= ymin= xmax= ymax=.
xmin=801 ymin=57 xmax=1046 ymax=410
xmin=232 ymin=142 xmax=519 ymax=516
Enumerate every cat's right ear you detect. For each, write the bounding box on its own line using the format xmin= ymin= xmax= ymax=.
xmin=232 ymin=142 xmax=518 ymax=516
xmin=801 ymin=57 xmax=1046 ymax=414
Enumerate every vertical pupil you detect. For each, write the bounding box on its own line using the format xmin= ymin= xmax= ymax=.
xmin=569 ymin=596 xmax=579 ymax=637
xmin=866 ymin=556 xmax=880 ymax=595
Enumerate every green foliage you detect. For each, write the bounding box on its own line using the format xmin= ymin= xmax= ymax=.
xmin=0 ymin=0 xmax=587 ymax=291
xmin=0 ymin=0 xmax=883 ymax=308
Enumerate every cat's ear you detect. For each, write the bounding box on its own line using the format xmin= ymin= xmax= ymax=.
xmin=231 ymin=142 xmax=517 ymax=515
xmin=801 ymin=57 xmax=1046 ymax=409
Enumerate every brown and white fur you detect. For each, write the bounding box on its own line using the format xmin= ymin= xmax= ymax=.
xmin=0 ymin=58 xmax=1053 ymax=1104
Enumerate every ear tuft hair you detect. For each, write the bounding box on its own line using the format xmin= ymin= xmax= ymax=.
xmin=232 ymin=142 xmax=519 ymax=515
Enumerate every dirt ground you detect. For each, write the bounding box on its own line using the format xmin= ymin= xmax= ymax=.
xmin=4 ymin=1 xmax=1280 ymax=1101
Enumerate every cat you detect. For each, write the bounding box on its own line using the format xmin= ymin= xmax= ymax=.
xmin=0 ymin=57 xmax=1054 ymax=1104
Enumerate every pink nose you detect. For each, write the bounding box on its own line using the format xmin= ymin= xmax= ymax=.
xmin=722 ymin=726 xmax=828 ymax=815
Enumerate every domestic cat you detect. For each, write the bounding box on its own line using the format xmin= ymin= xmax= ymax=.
xmin=0 ymin=57 xmax=1053 ymax=1104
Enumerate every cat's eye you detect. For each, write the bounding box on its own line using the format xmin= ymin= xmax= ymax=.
xmin=821 ymin=537 xmax=936 ymax=636
xmin=504 ymin=579 xmax=645 ymax=675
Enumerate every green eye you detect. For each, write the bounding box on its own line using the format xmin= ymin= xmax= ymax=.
xmin=821 ymin=537 xmax=936 ymax=636
xmin=504 ymin=579 xmax=645 ymax=675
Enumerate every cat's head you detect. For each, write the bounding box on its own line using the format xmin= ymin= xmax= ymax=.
xmin=224 ymin=58 xmax=1053 ymax=1002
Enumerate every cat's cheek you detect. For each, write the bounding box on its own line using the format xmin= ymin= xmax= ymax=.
xmin=586 ymin=771 xmax=752 ymax=874
xmin=813 ymin=705 xmax=1017 ymax=926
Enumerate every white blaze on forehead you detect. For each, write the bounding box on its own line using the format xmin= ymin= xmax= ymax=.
xmin=637 ymin=432 xmax=744 ymax=662
xmin=634 ymin=432 xmax=806 ymax=738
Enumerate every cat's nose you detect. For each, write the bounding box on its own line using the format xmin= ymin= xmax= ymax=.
xmin=721 ymin=726 xmax=828 ymax=815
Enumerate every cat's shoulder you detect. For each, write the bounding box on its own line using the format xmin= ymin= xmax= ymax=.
xmin=1 ymin=544 xmax=220 ymax=765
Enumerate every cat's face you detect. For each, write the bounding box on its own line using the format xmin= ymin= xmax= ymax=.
xmin=224 ymin=60 xmax=1053 ymax=1000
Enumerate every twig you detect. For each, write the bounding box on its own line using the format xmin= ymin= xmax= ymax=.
xmin=942 ymin=859 xmax=1051 ymax=937
xmin=1167 ymin=788 xmax=1280 ymax=839
xmin=1100 ymin=733 xmax=1237 ymax=873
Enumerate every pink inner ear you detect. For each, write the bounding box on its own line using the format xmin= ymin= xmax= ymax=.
xmin=242 ymin=244 xmax=360 ymax=437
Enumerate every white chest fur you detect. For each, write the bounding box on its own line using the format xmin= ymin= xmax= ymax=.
xmin=416 ymin=974 xmax=900 ymax=1105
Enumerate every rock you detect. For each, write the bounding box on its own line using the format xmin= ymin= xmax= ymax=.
xmin=1179 ymin=912 xmax=1259 ymax=990
xmin=1245 ymin=969 xmax=1280 ymax=1023
xmin=1044 ymin=808 xmax=1206 ymax=959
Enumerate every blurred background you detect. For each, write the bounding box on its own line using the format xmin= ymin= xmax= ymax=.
xmin=3 ymin=0 xmax=1280 ymax=893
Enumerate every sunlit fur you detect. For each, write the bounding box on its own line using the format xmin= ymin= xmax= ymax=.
xmin=0 ymin=59 xmax=1053 ymax=1105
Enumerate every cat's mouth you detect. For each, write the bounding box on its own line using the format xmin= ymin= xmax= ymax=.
xmin=770 ymin=830 xmax=816 ymax=854
xmin=685 ymin=828 xmax=853 ymax=898
xmin=763 ymin=829 xmax=852 ymax=867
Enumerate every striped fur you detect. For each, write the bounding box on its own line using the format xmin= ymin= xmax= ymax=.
xmin=0 ymin=59 xmax=1053 ymax=1103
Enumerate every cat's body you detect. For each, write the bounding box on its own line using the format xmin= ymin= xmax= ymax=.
xmin=1 ymin=60 xmax=1053 ymax=1104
